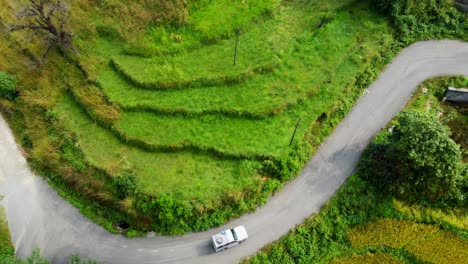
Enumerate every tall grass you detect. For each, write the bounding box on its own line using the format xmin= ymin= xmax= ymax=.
xmin=0 ymin=207 xmax=14 ymax=258
xmin=405 ymin=230 xmax=468 ymax=264
xmin=347 ymin=219 xmax=439 ymax=248
xmin=329 ymin=252 xmax=404 ymax=264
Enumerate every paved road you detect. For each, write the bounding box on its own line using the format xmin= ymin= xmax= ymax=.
xmin=0 ymin=40 xmax=467 ymax=264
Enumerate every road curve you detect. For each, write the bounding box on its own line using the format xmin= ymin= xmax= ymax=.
xmin=0 ymin=40 xmax=467 ymax=264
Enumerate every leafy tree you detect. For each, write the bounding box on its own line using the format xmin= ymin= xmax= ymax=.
xmin=8 ymin=0 xmax=73 ymax=62
xmin=363 ymin=111 xmax=465 ymax=205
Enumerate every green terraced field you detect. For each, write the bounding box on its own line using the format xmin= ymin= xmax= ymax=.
xmin=55 ymin=0 xmax=393 ymax=218
xmin=55 ymin=95 xmax=262 ymax=202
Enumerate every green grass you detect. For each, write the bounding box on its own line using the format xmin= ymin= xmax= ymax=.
xmin=0 ymin=206 xmax=14 ymax=258
xmin=188 ymin=0 xmax=281 ymax=41
xmin=114 ymin=64 xmax=351 ymax=158
xmin=109 ymin=2 xmax=317 ymax=88
xmin=54 ymin=95 xmax=261 ymax=202
xmin=110 ymin=4 xmax=392 ymax=158
xmin=98 ymin=2 xmax=391 ymax=116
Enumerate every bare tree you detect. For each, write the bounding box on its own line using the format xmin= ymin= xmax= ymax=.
xmin=8 ymin=0 xmax=73 ymax=62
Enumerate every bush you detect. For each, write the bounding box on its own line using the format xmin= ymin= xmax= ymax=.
xmin=362 ymin=111 xmax=465 ymax=205
xmin=0 ymin=72 xmax=17 ymax=100
xmin=114 ymin=172 xmax=137 ymax=198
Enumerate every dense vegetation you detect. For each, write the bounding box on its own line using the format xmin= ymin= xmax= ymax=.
xmin=373 ymin=0 xmax=468 ymax=42
xmin=361 ymin=111 xmax=465 ymax=205
xmin=0 ymin=72 xmax=17 ymax=101
xmin=243 ymin=77 xmax=468 ymax=263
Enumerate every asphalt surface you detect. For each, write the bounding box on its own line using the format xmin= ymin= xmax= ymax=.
xmin=0 ymin=40 xmax=467 ymax=264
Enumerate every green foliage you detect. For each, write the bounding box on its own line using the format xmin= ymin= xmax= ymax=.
xmin=373 ymin=0 xmax=468 ymax=42
xmin=389 ymin=111 xmax=464 ymax=204
xmin=114 ymin=172 xmax=137 ymax=198
xmin=263 ymin=142 xmax=310 ymax=181
xmin=0 ymin=72 xmax=17 ymax=101
xmin=362 ymin=110 xmax=465 ymax=205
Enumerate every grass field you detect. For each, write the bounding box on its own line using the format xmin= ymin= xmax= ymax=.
xmin=40 ymin=0 xmax=398 ymax=233
xmin=98 ymin=1 xmax=390 ymax=117
xmin=95 ymin=2 xmax=393 ymax=161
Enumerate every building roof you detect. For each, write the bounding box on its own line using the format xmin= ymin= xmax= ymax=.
xmin=445 ymin=87 xmax=468 ymax=103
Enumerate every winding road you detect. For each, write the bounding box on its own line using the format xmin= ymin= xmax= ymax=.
xmin=0 ymin=40 xmax=467 ymax=264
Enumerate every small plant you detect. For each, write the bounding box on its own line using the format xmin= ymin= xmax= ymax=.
xmin=0 ymin=72 xmax=18 ymax=100
xmin=114 ymin=172 xmax=137 ymax=198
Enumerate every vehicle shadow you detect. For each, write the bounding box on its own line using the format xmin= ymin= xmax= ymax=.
xmin=195 ymin=239 xmax=214 ymax=256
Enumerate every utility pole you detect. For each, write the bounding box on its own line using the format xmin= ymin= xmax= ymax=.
xmin=233 ymin=28 xmax=241 ymax=66
xmin=289 ymin=118 xmax=301 ymax=146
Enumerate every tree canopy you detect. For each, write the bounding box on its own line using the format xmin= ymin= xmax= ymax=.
xmin=362 ymin=111 xmax=465 ymax=205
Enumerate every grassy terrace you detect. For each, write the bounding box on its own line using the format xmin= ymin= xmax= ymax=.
xmin=52 ymin=0 xmax=394 ymax=218
xmin=110 ymin=2 xmax=318 ymax=88
xmin=91 ymin=2 xmax=393 ymax=159
xmin=55 ymin=95 xmax=260 ymax=201
xmin=98 ymin=1 xmax=391 ymax=117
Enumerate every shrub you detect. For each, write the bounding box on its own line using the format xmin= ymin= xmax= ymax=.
xmin=114 ymin=172 xmax=137 ymax=198
xmin=0 ymin=72 xmax=17 ymax=100
xmin=373 ymin=0 xmax=468 ymax=42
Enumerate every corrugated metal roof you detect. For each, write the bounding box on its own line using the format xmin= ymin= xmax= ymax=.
xmin=445 ymin=87 xmax=468 ymax=103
